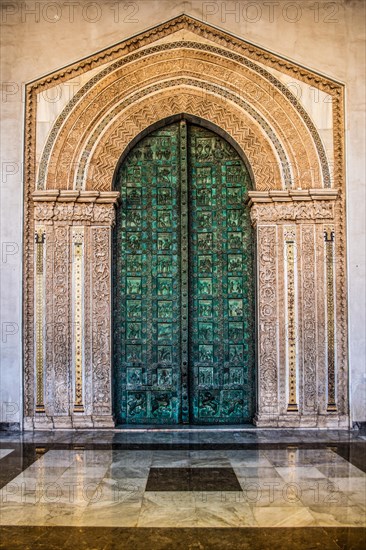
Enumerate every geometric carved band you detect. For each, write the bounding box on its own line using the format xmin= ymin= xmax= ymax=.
xmin=72 ymin=227 xmax=84 ymax=413
xmin=284 ymin=227 xmax=298 ymax=412
xmin=324 ymin=225 xmax=337 ymax=412
xmin=35 ymin=226 xmax=45 ymax=413
xmin=179 ymin=120 xmax=189 ymax=424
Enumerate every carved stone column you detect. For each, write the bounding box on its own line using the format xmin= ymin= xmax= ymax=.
xmin=27 ymin=190 xmax=119 ymax=429
xmin=249 ymin=190 xmax=349 ymax=428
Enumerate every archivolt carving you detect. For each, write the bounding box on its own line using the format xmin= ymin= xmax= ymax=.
xmin=86 ymin=89 xmax=282 ymax=191
xmin=38 ymin=43 xmax=328 ymax=192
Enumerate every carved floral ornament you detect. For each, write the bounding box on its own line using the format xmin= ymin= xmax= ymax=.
xmin=247 ymin=190 xmax=338 ymax=223
xmin=32 ymin=191 xmax=119 ymax=224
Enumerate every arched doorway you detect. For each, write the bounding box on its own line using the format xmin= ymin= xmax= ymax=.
xmin=24 ymin=16 xmax=348 ymax=430
xmin=113 ymin=120 xmax=255 ymax=424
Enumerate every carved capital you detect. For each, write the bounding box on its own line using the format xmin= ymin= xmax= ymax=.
xmin=248 ymin=191 xmax=337 ymax=225
xmin=33 ymin=191 xmax=120 ymax=225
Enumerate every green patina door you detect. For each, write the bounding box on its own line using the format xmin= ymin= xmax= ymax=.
xmin=113 ymin=121 xmax=255 ymax=424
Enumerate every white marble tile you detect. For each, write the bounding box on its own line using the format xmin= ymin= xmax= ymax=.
xmin=189 ymin=452 xmax=231 ymax=468
xmin=234 ymin=466 xmax=282 ymax=479
xmin=195 ymin=500 xmax=257 ymax=527
xmin=1 ymin=502 xmax=85 ymax=527
xmin=275 ymin=466 xmax=326 ymax=481
xmin=1 ymin=482 xmax=41 ymax=505
xmin=151 ymin=450 xmax=190 ymax=468
xmin=0 ymin=449 xmax=14 ymax=459
xmin=0 ymin=502 xmax=39 ymax=525
xmin=17 ymin=465 xmax=69 ymax=479
xmin=308 ymin=504 xmax=366 ymax=526
xmin=316 ymin=463 xmax=365 ymax=478
xmin=252 ymin=505 xmax=318 ymax=527
xmin=231 ymin=457 xmax=273 ymax=468
xmin=57 ymin=464 xmax=109 ymax=484
xmin=329 ymin=477 xmax=366 ymax=510
xmin=137 ymin=490 xmax=196 ymax=527
xmin=105 ymin=464 xmax=150 ymax=479
xmin=90 ymin=478 xmax=145 ymax=507
xmin=79 ymin=500 xmax=142 ymax=527
xmin=237 ymin=477 xmax=306 ymax=507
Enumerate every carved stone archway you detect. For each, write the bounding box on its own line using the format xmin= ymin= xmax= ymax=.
xmin=24 ymin=15 xmax=348 ymax=429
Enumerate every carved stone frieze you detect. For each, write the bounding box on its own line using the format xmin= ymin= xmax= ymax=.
xmin=33 ymin=191 xmax=119 ymax=225
xmin=250 ymin=198 xmax=336 ymax=224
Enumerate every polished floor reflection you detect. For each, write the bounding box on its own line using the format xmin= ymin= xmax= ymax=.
xmin=0 ymin=429 xmax=365 ymax=548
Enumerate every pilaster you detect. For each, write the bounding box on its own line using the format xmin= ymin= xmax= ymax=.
xmin=30 ymin=190 xmax=119 ymax=429
xmin=249 ymin=190 xmax=349 ymax=428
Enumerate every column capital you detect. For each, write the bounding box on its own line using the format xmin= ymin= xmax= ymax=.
xmin=32 ymin=190 xmax=120 ymax=225
xmin=246 ymin=189 xmax=338 ymax=225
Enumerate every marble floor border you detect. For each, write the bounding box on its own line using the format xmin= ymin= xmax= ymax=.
xmin=0 ymin=440 xmax=365 ymax=490
xmin=0 ymin=526 xmax=365 ymax=550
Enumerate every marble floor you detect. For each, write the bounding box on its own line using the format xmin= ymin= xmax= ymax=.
xmin=0 ymin=429 xmax=365 ymax=549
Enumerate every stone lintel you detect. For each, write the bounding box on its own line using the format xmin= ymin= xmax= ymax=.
xmin=32 ymin=190 xmax=120 ymax=204
xmin=247 ymin=189 xmax=338 ymax=207
xmin=32 ymin=190 xmax=59 ymax=202
xmin=95 ymin=192 xmax=120 ymax=204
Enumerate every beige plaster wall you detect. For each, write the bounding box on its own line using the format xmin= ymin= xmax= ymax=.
xmin=1 ymin=0 xmax=365 ymax=425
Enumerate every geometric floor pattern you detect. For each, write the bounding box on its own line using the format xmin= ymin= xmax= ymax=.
xmin=0 ymin=429 xmax=365 ymax=548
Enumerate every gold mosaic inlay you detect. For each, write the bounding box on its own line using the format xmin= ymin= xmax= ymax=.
xmin=285 ymin=228 xmax=298 ymax=412
xmin=324 ymin=226 xmax=337 ymax=412
xmin=73 ymin=228 xmax=84 ymax=413
xmin=35 ymin=227 xmax=45 ymax=413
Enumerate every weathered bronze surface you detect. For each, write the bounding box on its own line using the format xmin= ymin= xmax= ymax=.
xmin=113 ymin=122 xmax=254 ymax=424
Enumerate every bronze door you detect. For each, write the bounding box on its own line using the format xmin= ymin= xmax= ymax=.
xmin=113 ymin=121 xmax=254 ymax=424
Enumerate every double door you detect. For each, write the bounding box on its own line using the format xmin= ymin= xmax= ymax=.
xmin=113 ymin=121 xmax=254 ymax=424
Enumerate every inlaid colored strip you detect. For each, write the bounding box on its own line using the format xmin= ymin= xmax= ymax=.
xmin=73 ymin=228 xmax=84 ymax=413
xmin=324 ymin=226 xmax=337 ymax=412
xmin=35 ymin=227 xmax=45 ymax=413
xmin=179 ymin=120 xmax=189 ymax=423
xmin=285 ymin=228 xmax=298 ymax=412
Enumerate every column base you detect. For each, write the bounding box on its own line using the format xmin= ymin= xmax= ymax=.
xmin=33 ymin=414 xmax=54 ymax=430
xmin=52 ymin=416 xmax=73 ymax=429
xmin=92 ymin=415 xmax=115 ymax=428
xmin=72 ymin=414 xmax=94 ymax=429
xmin=254 ymin=412 xmax=350 ymax=428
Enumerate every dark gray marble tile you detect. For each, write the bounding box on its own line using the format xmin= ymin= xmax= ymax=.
xmin=146 ymin=467 xmax=241 ymax=492
xmin=2 ymin=526 xmax=365 ymax=550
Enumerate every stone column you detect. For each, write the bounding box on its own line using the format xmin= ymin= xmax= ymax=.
xmin=28 ymin=190 xmax=119 ymax=430
xmin=248 ymin=190 xmax=348 ymax=428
